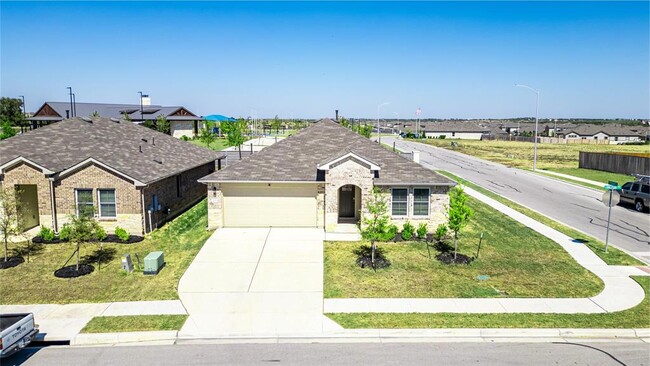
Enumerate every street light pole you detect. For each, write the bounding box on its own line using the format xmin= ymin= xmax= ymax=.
xmin=66 ymin=87 xmax=73 ymax=118
xmin=377 ymin=102 xmax=389 ymax=144
xmin=394 ymin=112 xmax=399 ymax=135
xmin=515 ymin=84 xmax=540 ymax=171
xmin=18 ymin=95 xmax=25 ymax=133
xmin=138 ymin=91 xmax=144 ymax=123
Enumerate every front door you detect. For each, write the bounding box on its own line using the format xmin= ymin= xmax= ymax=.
xmin=16 ymin=185 xmax=40 ymax=230
xmin=339 ymin=185 xmax=355 ymax=218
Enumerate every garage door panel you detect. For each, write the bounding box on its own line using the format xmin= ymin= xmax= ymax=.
xmin=222 ymin=184 xmax=318 ymax=227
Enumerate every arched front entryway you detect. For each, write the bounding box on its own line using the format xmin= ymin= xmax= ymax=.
xmin=338 ymin=184 xmax=360 ymax=223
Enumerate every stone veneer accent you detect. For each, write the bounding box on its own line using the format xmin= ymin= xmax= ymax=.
xmin=324 ymin=159 xmax=374 ymax=232
xmin=207 ymin=182 xmax=223 ymax=230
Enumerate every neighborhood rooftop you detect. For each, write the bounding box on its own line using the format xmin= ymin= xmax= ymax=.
xmin=0 ymin=117 xmax=225 ymax=184
xmin=200 ymin=118 xmax=455 ymax=186
xmin=28 ymin=102 xmax=201 ymax=122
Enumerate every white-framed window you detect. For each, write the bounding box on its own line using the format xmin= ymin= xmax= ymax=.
xmin=391 ymin=188 xmax=408 ymax=216
xmin=413 ymin=188 xmax=430 ymax=216
xmin=98 ymin=189 xmax=117 ymax=218
xmin=75 ymin=189 xmax=94 ymax=217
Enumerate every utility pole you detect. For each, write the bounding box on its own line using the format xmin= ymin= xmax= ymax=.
xmin=377 ymin=102 xmax=389 ymax=144
xmin=515 ymin=84 xmax=540 ymax=171
xmin=138 ymin=91 xmax=144 ymax=123
xmin=18 ymin=95 xmax=26 ymax=133
xmin=67 ymin=87 xmax=73 ymax=118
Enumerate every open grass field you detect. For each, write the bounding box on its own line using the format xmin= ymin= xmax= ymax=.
xmin=80 ymin=315 xmax=188 ymax=333
xmin=327 ymin=276 xmax=650 ymax=329
xmin=324 ymin=196 xmax=604 ymax=299
xmin=189 ymin=138 xmax=230 ymax=151
xmin=415 ymin=138 xmax=648 ymax=183
xmin=437 ymin=171 xmax=644 ymax=266
xmin=0 ymin=200 xmax=213 ymax=304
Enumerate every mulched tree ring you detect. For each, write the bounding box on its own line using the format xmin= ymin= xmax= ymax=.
xmin=0 ymin=256 xmax=25 ymax=269
xmin=435 ymin=252 xmax=474 ymax=265
xmin=54 ymin=264 xmax=95 ymax=278
xmin=99 ymin=235 xmax=144 ymax=244
xmin=356 ymin=255 xmax=391 ymax=269
xmin=32 ymin=236 xmax=62 ymax=244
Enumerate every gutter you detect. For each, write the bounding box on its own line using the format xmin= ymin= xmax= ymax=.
xmin=49 ymin=177 xmax=58 ymax=231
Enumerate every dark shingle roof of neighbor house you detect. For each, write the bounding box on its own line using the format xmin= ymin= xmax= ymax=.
xmin=28 ymin=102 xmax=201 ymax=122
xmin=0 ymin=117 xmax=225 ymax=184
xmin=566 ymin=124 xmax=647 ymax=137
xmin=200 ymin=118 xmax=455 ymax=186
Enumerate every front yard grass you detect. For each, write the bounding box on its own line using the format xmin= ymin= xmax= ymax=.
xmin=0 ymin=199 xmax=213 ymax=304
xmin=324 ymin=196 xmax=604 ymax=299
xmin=327 ymin=276 xmax=650 ymax=329
xmin=436 ymin=171 xmax=644 ymax=266
xmin=189 ymin=138 xmax=230 ymax=151
xmin=80 ymin=315 xmax=188 ymax=333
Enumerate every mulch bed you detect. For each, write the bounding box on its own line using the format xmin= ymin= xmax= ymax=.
xmin=356 ymin=255 xmax=391 ymax=269
xmin=435 ymin=252 xmax=474 ymax=265
xmin=33 ymin=235 xmax=144 ymax=245
xmin=54 ymin=264 xmax=95 ymax=278
xmin=0 ymin=256 xmax=25 ymax=270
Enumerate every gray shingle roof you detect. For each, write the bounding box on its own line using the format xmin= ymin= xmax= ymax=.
xmin=28 ymin=102 xmax=201 ymax=122
xmin=566 ymin=124 xmax=647 ymax=137
xmin=423 ymin=121 xmax=489 ymax=133
xmin=0 ymin=117 xmax=225 ymax=184
xmin=199 ymin=119 xmax=455 ymax=186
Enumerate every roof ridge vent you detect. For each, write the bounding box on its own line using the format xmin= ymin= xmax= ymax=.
xmin=153 ymin=158 xmax=163 ymax=164
xmin=110 ymin=118 xmax=120 ymax=123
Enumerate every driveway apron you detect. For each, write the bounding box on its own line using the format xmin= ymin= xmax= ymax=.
xmin=178 ymin=228 xmax=331 ymax=337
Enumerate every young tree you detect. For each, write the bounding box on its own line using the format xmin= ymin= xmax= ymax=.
xmin=155 ymin=115 xmax=170 ymax=135
xmin=447 ymin=186 xmax=473 ymax=260
xmin=122 ymin=111 xmax=132 ymax=122
xmin=360 ymin=187 xmax=391 ymax=269
xmin=221 ymin=118 xmax=247 ymax=159
xmin=90 ymin=111 xmax=100 ymax=118
xmin=199 ymin=127 xmax=215 ymax=149
xmin=271 ymin=115 xmax=282 ymax=134
xmin=66 ymin=208 xmax=104 ymax=271
xmin=358 ymin=124 xmax=373 ymax=138
xmin=0 ymin=186 xmax=22 ymax=262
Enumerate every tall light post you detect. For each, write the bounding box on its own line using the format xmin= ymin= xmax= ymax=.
xmin=66 ymin=87 xmax=73 ymax=118
xmin=515 ymin=84 xmax=540 ymax=171
xmin=18 ymin=95 xmax=26 ymax=133
xmin=377 ymin=102 xmax=389 ymax=144
xmin=138 ymin=91 xmax=144 ymax=122
xmin=393 ymin=112 xmax=399 ymax=135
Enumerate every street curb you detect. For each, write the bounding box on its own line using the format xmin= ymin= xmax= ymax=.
xmin=71 ymin=331 xmax=178 ymax=346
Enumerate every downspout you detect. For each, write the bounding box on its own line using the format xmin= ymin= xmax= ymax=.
xmin=49 ymin=177 xmax=58 ymax=231
xmin=141 ymin=187 xmax=147 ymax=235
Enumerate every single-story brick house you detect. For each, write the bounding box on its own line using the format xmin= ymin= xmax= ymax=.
xmin=0 ymin=117 xmax=225 ymax=234
xmin=199 ymin=118 xmax=455 ymax=232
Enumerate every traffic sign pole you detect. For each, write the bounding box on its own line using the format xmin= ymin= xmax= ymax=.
xmin=605 ymin=189 xmax=612 ymax=253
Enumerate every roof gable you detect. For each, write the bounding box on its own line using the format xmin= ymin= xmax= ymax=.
xmin=318 ymin=150 xmax=381 ymax=171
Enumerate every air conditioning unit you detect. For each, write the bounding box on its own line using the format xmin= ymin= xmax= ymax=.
xmin=143 ymin=251 xmax=165 ymax=275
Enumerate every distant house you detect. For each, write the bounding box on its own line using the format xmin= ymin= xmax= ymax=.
xmin=27 ymin=101 xmax=206 ymax=139
xmin=423 ymin=122 xmax=489 ymax=140
xmin=564 ymin=125 xmax=646 ymax=143
xmin=0 ymin=117 xmax=226 ymax=234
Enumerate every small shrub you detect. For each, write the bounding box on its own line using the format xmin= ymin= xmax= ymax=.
xmin=58 ymin=224 xmax=71 ymax=241
xmin=416 ymin=222 xmax=428 ymax=239
xmin=180 ymin=135 xmax=190 ymax=141
xmin=433 ymin=224 xmax=448 ymax=242
xmin=115 ymin=227 xmax=130 ymax=242
xmin=38 ymin=226 xmax=56 ymax=241
xmin=439 ymin=135 xmax=446 ymax=139
xmin=94 ymin=226 xmax=107 ymax=241
xmin=401 ymin=221 xmax=415 ymax=240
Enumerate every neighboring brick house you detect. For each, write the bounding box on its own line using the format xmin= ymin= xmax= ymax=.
xmin=199 ymin=118 xmax=455 ymax=232
xmin=0 ymin=117 xmax=225 ymax=235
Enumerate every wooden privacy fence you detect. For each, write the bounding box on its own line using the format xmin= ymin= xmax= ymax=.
xmin=579 ymin=152 xmax=650 ymax=175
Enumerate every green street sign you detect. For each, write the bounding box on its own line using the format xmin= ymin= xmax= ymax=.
xmin=604 ymin=184 xmax=621 ymax=190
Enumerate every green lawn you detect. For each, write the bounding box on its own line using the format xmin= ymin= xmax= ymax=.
xmin=0 ymin=199 xmax=213 ymax=304
xmin=542 ymin=167 xmax=634 ymax=185
xmin=436 ymin=171 xmax=644 ymax=266
xmin=189 ymin=138 xmax=230 ymax=151
xmin=327 ymin=276 xmax=650 ymax=329
xmin=324 ymin=196 xmax=603 ymax=299
xmin=80 ymin=315 xmax=188 ymax=333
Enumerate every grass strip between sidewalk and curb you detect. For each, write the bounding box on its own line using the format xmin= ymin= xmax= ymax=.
xmin=534 ymin=171 xmax=604 ymax=191
xmin=326 ymin=276 xmax=650 ymax=329
xmin=436 ymin=171 xmax=644 ymax=266
xmin=80 ymin=315 xmax=188 ymax=333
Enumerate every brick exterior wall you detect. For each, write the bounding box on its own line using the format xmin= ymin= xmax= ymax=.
xmin=381 ymin=186 xmax=450 ymax=232
xmin=1 ymin=161 xmax=215 ymax=235
xmin=142 ymin=162 xmax=214 ymax=231
xmin=207 ymin=182 xmax=223 ymax=230
xmin=324 ymin=159 xmax=374 ymax=232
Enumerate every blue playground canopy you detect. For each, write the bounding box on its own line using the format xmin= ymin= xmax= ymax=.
xmin=204 ymin=114 xmax=236 ymax=122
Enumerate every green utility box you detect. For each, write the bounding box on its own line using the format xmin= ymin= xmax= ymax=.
xmin=144 ymin=251 xmax=165 ymax=275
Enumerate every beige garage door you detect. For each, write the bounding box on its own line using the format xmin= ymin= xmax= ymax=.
xmin=222 ymin=183 xmax=318 ymax=227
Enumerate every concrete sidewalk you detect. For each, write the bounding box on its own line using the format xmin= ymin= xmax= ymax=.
xmin=537 ymin=170 xmax=608 ymax=187
xmin=325 ymin=186 xmax=649 ymax=314
xmin=223 ymin=136 xmax=284 ymax=152
xmin=0 ymin=300 xmax=186 ymax=341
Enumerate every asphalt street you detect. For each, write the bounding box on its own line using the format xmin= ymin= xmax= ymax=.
xmin=8 ymin=342 xmax=650 ymax=366
xmin=384 ymin=138 xmax=650 ymax=263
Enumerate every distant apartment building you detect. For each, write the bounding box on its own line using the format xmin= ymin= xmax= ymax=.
xmin=27 ymin=100 xmax=206 ymax=139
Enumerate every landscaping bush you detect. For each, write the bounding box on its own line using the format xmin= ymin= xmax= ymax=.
xmin=58 ymin=224 xmax=71 ymax=241
xmin=401 ymin=221 xmax=415 ymax=240
xmin=115 ymin=227 xmax=130 ymax=242
xmin=416 ymin=222 xmax=428 ymax=240
xmin=94 ymin=226 xmax=108 ymax=241
xmin=377 ymin=224 xmax=398 ymax=242
xmin=38 ymin=226 xmax=56 ymax=241
xmin=433 ymin=224 xmax=448 ymax=242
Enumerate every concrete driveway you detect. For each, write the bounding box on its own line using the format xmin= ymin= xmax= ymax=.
xmin=178 ymin=228 xmax=339 ymax=337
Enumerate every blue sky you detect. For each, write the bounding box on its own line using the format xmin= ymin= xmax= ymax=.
xmin=1 ymin=1 xmax=648 ymax=119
